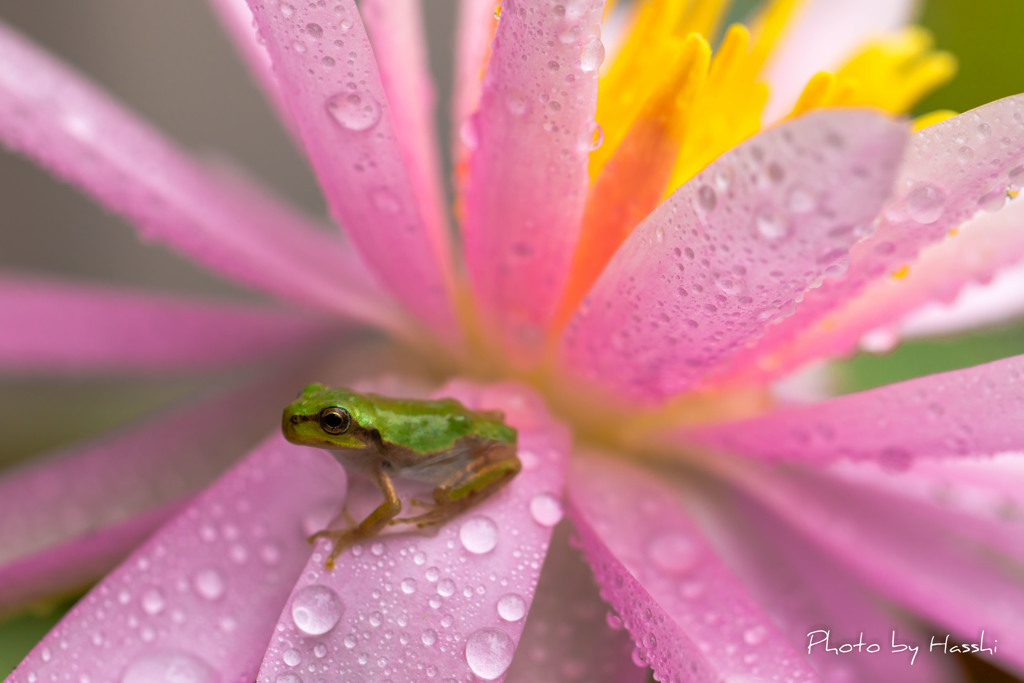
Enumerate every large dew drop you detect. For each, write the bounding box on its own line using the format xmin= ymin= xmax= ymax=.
xmin=290 ymin=584 xmax=345 ymax=635
xmin=529 ymin=493 xmax=563 ymax=527
xmin=465 ymin=627 xmax=516 ymax=680
xmin=904 ymin=182 xmax=946 ymax=224
xmin=325 ymin=91 xmax=382 ymax=132
xmin=496 ymin=593 xmax=527 ymax=621
xmin=459 ymin=515 xmax=499 ymax=554
xmin=121 ymin=651 xmax=216 ymax=683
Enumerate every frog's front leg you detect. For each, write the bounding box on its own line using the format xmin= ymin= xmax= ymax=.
xmin=310 ymin=463 xmax=401 ymax=569
xmin=391 ymin=443 xmax=521 ymax=529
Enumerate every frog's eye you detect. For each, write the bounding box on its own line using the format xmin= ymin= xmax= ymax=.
xmin=318 ymin=406 xmax=352 ymax=435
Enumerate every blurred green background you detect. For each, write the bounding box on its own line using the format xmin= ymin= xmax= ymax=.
xmin=1 ymin=0 xmax=1024 ymax=679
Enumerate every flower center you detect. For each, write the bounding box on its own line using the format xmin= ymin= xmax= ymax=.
xmin=554 ymin=0 xmax=956 ymax=325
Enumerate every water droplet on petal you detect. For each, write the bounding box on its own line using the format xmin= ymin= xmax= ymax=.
xmin=904 ymin=182 xmax=945 ymax=224
xmin=755 ymin=210 xmax=789 ymax=240
xmin=978 ymin=189 xmax=1007 ymax=212
xmin=529 ymin=493 xmax=563 ymax=527
xmin=121 ymin=652 xmax=216 ymax=683
xmin=786 ymin=186 xmax=816 ymax=213
xmin=282 ymin=648 xmax=302 ymax=667
xmin=290 ymin=584 xmax=345 ymax=635
xmin=497 ymin=593 xmax=526 ymax=621
xmin=140 ymin=588 xmax=165 ymax=615
xmin=695 ymin=185 xmax=716 ymax=214
xmin=401 ymin=578 xmax=417 ymax=595
xmin=465 ymin=627 xmax=515 ymax=680
xmin=280 ymin=3 xmax=295 ymax=17
xmin=325 ymin=91 xmax=382 ymax=131
xmin=743 ymin=625 xmax=767 ymax=646
xmin=647 ymin=532 xmax=700 ymax=574
xmin=459 ymin=516 xmax=499 ymax=554
xmin=305 ymin=22 xmax=323 ymax=38
xmin=193 ymin=568 xmax=225 ymax=601
xmin=437 ymin=579 xmax=456 ymax=597
xmin=580 ymin=39 xmax=605 ymax=73
xmin=422 ymin=628 xmax=438 ymax=646
xmin=276 ymin=673 xmax=302 ymax=683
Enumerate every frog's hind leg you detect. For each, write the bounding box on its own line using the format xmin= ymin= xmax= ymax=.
xmin=391 ymin=442 xmax=521 ymax=529
xmin=309 ymin=464 xmax=401 ymax=569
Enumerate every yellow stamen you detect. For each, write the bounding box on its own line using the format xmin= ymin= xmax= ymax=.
xmin=913 ymin=109 xmax=956 ymax=131
xmin=892 ymin=265 xmax=911 ymax=280
xmin=556 ymin=33 xmax=712 ymax=327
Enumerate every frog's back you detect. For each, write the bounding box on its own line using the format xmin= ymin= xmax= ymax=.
xmin=354 ymin=392 xmax=516 ymax=454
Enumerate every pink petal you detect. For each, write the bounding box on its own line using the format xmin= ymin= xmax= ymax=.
xmin=692 ymin=475 xmax=962 ymax=683
xmin=688 ymin=353 xmax=1024 ymax=467
xmin=7 ymin=435 xmax=345 ymax=682
xmin=788 ymin=193 xmax=1024 ymax=359
xmin=245 ymin=0 xmax=459 ymax=341
xmin=0 ymin=20 xmax=402 ymax=331
xmin=698 ymin=477 xmax=962 ymax=682
xmin=257 ymin=381 xmax=571 ymax=682
xmin=763 ymin=0 xmax=917 ymax=121
xmin=462 ymin=0 xmax=606 ymax=354
xmin=0 ymin=273 xmax=335 ymax=374
xmin=206 ymin=0 xmax=292 ymax=131
xmin=361 ymin=0 xmax=453 ymax=305
xmin=560 ymin=109 xmax=907 ymax=401
xmin=733 ymin=460 xmax=1024 ymax=674
xmin=453 ymin=0 xmax=498 ymax=163
xmin=826 ymin=457 xmax=1024 ymax=567
xmin=0 ymin=502 xmax=182 ymax=615
xmin=504 ymin=523 xmax=647 ymax=683
xmin=567 ymin=452 xmax=818 ymax=681
xmin=0 ymin=375 xmax=299 ymax=610
xmin=901 ymin=262 xmax=1024 ymax=339
xmin=728 ymin=94 xmax=1024 ymax=383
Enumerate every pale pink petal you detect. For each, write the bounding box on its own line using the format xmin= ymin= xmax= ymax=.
xmin=463 ymin=0 xmax=606 ymax=354
xmin=504 ymin=523 xmax=647 ymax=683
xmin=361 ymin=0 xmax=453 ymax=304
xmin=0 ymin=20 xmax=402 ymax=331
xmin=245 ymin=0 xmax=459 ymax=341
xmin=206 ymin=0 xmax=292 ymax=130
xmin=0 ymin=273 xmax=336 ymax=373
xmin=567 ymin=452 xmax=818 ymax=681
xmin=560 ymin=109 xmax=907 ymax=401
xmin=763 ymin=0 xmax=917 ymax=121
xmin=0 ymin=375 xmax=299 ymax=602
xmin=688 ymin=354 xmax=1024 ymax=466
xmin=7 ymin=435 xmax=345 ymax=682
xmin=727 ymin=95 xmax=1024 ymax=383
xmin=901 ymin=263 xmax=1024 ymax=338
xmin=453 ymin=0 xmax=497 ymax=163
xmin=731 ymin=460 xmax=1024 ymax=674
xmin=692 ymin=474 xmax=964 ymax=681
xmin=257 ymin=382 xmax=571 ymax=682
xmin=0 ymin=502 xmax=182 ymax=614
xmin=810 ymin=197 xmax=1024 ymax=355
xmin=827 ymin=456 xmax=1024 ymax=564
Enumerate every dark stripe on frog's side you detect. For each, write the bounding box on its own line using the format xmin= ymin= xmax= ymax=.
xmin=375 ymin=433 xmax=517 ymax=484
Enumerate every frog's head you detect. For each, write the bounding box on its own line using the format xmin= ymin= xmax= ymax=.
xmin=282 ymin=383 xmax=381 ymax=451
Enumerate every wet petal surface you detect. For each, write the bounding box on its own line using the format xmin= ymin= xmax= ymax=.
xmin=733 ymin=94 xmax=1024 ymax=381
xmin=246 ymin=0 xmax=458 ymax=340
xmin=7 ymin=435 xmax=345 ymax=682
xmin=463 ymin=0 xmax=606 ymax=354
xmin=0 ymin=274 xmax=335 ymax=374
xmin=688 ymin=353 xmax=1024 ymax=466
xmin=0 ymin=19 xmax=398 ymax=330
xmin=568 ymin=452 xmax=818 ymax=682
xmin=0 ymin=375 xmax=299 ymax=611
xmin=561 ymin=109 xmax=906 ymax=401
xmin=257 ymin=382 xmax=570 ymax=682
xmin=504 ymin=522 xmax=646 ymax=683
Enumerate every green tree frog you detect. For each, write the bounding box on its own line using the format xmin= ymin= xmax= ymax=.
xmin=282 ymin=383 xmax=521 ymax=568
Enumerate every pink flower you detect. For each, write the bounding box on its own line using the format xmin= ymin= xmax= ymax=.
xmin=2 ymin=0 xmax=1024 ymax=681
